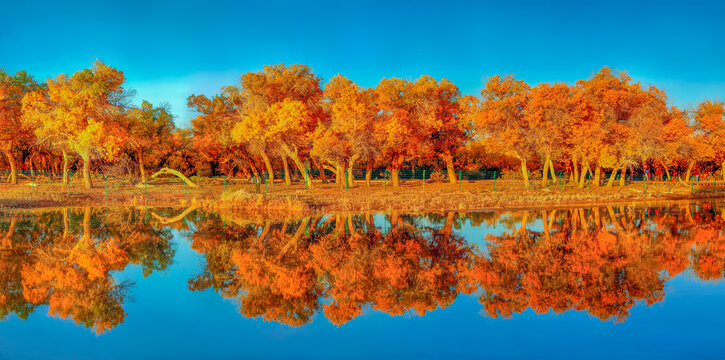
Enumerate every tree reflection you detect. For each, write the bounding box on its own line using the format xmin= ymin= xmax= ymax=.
xmin=187 ymin=211 xmax=473 ymax=326
xmin=2 ymin=202 xmax=724 ymax=331
xmin=190 ymin=203 xmax=725 ymax=327
xmin=0 ymin=207 xmax=175 ymax=333
xmin=466 ymin=204 xmax=725 ymax=322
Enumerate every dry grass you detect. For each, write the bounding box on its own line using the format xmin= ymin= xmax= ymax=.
xmin=1 ymin=175 xmax=723 ymax=215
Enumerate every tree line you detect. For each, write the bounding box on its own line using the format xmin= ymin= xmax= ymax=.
xmin=1 ymin=60 xmax=723 ymax=190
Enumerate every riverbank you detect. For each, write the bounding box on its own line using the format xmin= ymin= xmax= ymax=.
xmin=1 ymin=177 xmax=723 ymax=215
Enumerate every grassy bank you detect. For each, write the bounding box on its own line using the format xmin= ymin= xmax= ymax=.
xmin=1 ymin=176 xmax=723 ymax=214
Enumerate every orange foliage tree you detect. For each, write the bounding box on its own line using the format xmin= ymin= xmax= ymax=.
xmin=313 ymin=74 xmax=380 ymax=187
xmin=21 ymin=60 xmax=129 ymax=188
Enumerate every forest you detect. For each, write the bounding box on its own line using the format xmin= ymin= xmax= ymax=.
xmin=1 ymin=60 xmax=724 ymax=190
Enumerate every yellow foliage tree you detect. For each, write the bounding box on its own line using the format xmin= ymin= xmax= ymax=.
xmin=22 ymin=60 xmax=128 ymax=189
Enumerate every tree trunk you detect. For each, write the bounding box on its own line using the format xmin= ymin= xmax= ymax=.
xmin=138 ymin=149 xmax=146 ymax=182
xmin=29 ymin=157 xmax=34 ymax=181
xmin=685 ymin=161 xmax=695 ymax=182
xmin=365 ymin=213 xmax=375 ymax=233
xmin=282 ymin=155 xmax=292 ymax=185
xmin=619 ymin=165 xmax=627 ymax=188
xmin=572 ymin=157 xmax=579 ymax=183
xmin=365 ymin=163 xmax=372 ymax=187
xmin=347 ymin=155 xmax=358 ymax=187
xmin=593 ymin=166 xmax=601 ymax=188
xmin=541 ymin=155 xmax=551 ymax=187
xmin=246 ymin=159 xmax=259 ymax=179
xmin=661 ymin=162 xmax=671 ymax=183
xmin=313 ymin=158 xmax=327 ymax=184
xmin=549 ymin=159 xmax=556 ymax=182
xmin=442 ymin=152 xmax=457 ymax=185
xmin=578 ymin=163 xmax=589 ymax=189
xmin=521 ymin=159 xmax=530 ymax=189
xmin=391 ymin=167 xmax=400 ymax=187
xmin=63 ymin=207 xmax=70 ymax=238
xmin=62 ymin=150 xmax=69 ymax=185
xmin=82 ymin=154 xmax=92 ymax=189
xmin=281 ymin=145 xmax=314 ymax=189
xmin=260 ymin=152 xmax=274 ymax=186
xmin=722 ymin=161 xmax=725 ymax=181
xmin=334 ymin=163 xmax=344 ymax=187
xmin=390 ymin=156 xmax=403 ymax=187
xmin=4 ymin=147 xmax=17 ymax=185
xmin=606 ymin=166 xmax=619 ymax=187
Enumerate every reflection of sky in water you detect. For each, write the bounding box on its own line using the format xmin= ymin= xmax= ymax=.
xmin=1 ymin=206 xmax=724 ymax=359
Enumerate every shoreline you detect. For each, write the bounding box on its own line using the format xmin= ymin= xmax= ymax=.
xmin=1 ymin=179 xmax=723 ymax=215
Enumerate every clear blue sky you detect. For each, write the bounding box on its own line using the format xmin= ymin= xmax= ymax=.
xmin=2 ymin=0 xmax=724 ymax=128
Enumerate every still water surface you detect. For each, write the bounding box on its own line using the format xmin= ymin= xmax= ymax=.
xmin=0 ymin=202 xmax=724 ymax=359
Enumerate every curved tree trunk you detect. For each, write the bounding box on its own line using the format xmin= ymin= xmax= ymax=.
xmin=82 ymin=154 xmax=92 ymax=189
xmin=541 ymin=155 xmax=551 ymax=187
xmin=260 ymin=152 xmax=274 ymax=186
xmin=313 ymin=158 xmax=327 ymax=184
xmin=245 ymin=157 xmax=259 ymax=180
xmin=62 ymin=150 xmax=69 ymax=185
xmin=606 ymin=166 xmax=619 ymax=187
xmin=578 ymin=163 xmax=589 ymax=189
xmin=138 ymin=149 xmax=146 ymax=182
xmin=282 ymin=155 xmax=292 ymax=185
xmin=281 ymin=145 xmax=314 ymax=189
xmin=593 ymin=166 xmax=601 ymax=188
xmin=4 ymin=147 xmax=17 ymax=185
xmin=685 ymin=161 xmax=695 ymax=182
xmin=661 ymin=162 xmax=671 ymax=183
xmin=549 ymin=159 xmax=556 ymax=183
xmin=441 ymin=152 xmax=457 ymax=185
xmin=149 ymin=167 xmax=200 ymax=187
xmin=521 ymin=159 xmax=530 ymax=189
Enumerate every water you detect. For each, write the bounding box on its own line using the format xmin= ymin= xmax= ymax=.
xmin=0 ymin=201 xmax=724 ymax=359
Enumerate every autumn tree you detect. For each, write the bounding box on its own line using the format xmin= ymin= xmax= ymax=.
xmin=526 ymin=83 xmax=572 ymax=186
xmin=22 ymin=60 xmax=129 ymax=189
xmin=313 ymin=74 xmax=379 ymax=187
xmin=413 ymin=76 xmax=469 ymax=184
xmin=569 ymin=67 xmax=678 ymax=188
xmin=374 ymin=78 xmax=427 ymax=187
xmin=474 ymin=75 xmax=534 ymax=188
xmin=692 ymin=100 xmax=725 ymax=179
xmin=0 ymin=70 xmax=43 ymax=184
xmin=232 ymin=64 xmax=324 ymax=188
xmin=124 ymin=100 xmax=175 ymax=181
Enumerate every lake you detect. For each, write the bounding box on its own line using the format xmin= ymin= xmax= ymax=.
xmin=1 ymin=201 xmax=724 ymax=359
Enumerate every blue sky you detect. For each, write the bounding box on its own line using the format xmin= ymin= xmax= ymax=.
xmin=1 ymin=0 xmax=724 ymax=128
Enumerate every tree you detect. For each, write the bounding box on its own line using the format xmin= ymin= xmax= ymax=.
xmin=568 ymin=68 xmax=656 ymax=187
xmin=22 ymin=60 xmax=129 ymax=189
xmin=693 ymin=100 xmax=725 ymax=179
xmin=314 ymin=74 xmax=379 ymax=187
xmin=374 ymin=78 xmax=425 ymax=187
xmin=475 ymin=75 xmax=534 ymax=188
xmin=0 ymin=70 xmax=43 ymax=184
xmin=232 ymin=64 xmax=324 ymax=188
xmin=413 ymin=76 xmax=469 ymax=184
xmin=526 ymin=83 xmax=572 ymax=186
xmin=125 ymin=100 xmax=175 ymax=182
